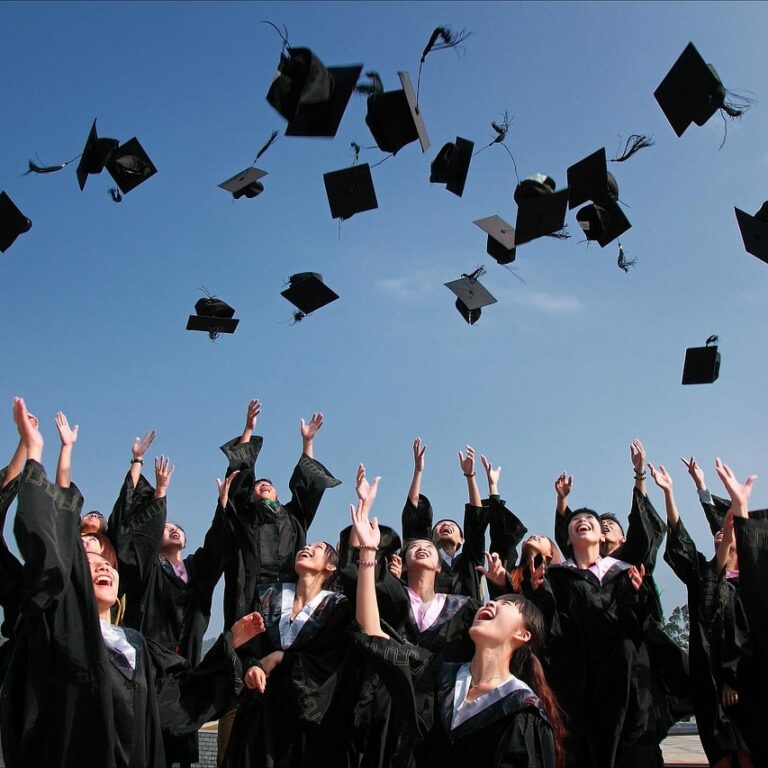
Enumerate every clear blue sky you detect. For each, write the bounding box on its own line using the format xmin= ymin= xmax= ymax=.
xmin=2 ymin=1 xmax=768 ymax=633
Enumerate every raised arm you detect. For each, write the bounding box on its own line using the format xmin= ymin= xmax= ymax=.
xmin=630 ymin=439 xmax=647 ymax=496
xmin=351 ymin=465 xmax=386 ymax=638
xmin=238 ymin=399 xmax=261 ymax=445
xmin=648 ymin=463 xmax=679 ymax=529
xmin=407 ymin=437 xmax=426 ymax=508
xmin=1 ymin=411 xmax=36 ymax=489
xmin=153 ymin=455 xmax=174 ymax=500
xmin=54 ymin=411 xmax=78 ymax=488
xmin=130 ymin=430 xmax=157 ymax=489
xmin=481 ymin=454 xmax=527 ymax=572
xmin=553 ymin=473 xmax=573 ymax=553
xmin=300 ymin=411 xmax=323 ymax=460
xmin=459 ymin=445 xmax=481 ymax=508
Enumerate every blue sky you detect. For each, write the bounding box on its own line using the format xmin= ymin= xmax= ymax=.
xmin=2 ymin=1 xmax=768 ymax=632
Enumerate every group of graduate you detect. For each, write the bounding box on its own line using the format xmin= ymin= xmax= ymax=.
xmin=1 ymin=397 xmax=767 ymax=768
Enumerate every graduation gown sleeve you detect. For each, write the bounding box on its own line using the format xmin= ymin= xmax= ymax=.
xmin=283 ymin=453 xmax=341 ymax=532
xmin=401 ymin=493 xmax=434 ymax=542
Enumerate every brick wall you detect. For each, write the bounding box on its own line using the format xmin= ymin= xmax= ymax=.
xmin=191 ymin=728 xmax=218 ymax=768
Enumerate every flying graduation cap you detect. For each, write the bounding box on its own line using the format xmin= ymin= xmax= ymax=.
xmin=430 ymin=137 xmax=474 ymax=197
xmin=218 ymin=167 xmax=268 ymax=199
xmin=265 ymin=42 xmax=362 ymax=138
xmin=445 ymin=268 xmax=497 ymax=325
xmin=0 ymin=192 xmax=32 ymax=253
xmin=323 ymin=163 xmax=378 ymax=220
xmin=186 ymin=295 xmax=239 ymax=340
xmin=682 ymin=335 xmax=720 ymax=385
xmin=567 ymin=148 xmax=631 ymax=248
xmin=654 ymin=42 xmax=749 ymax=137
xmin=513 ymin=174 xmax=569 ymax=246
xmin=281 ymin=273 xmax=339 ymax=321
xmin=474 ymin=215 xmax=516 ymax=265
xmin=735 ymin=202 xmax=768 ymax=263
xmin=76 ymin=120 xmax=119 ymax=191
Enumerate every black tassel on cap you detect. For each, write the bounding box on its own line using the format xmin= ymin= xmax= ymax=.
xmin=611 ymin=134 xmax=655 ymax=163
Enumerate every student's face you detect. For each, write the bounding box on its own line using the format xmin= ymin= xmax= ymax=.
xmin=88 ymin=553 xmax=119 ymax=609
xmin=252 ymin=479 xmax=278 ymax=503
xmin=432 ymin=520 xmax=462 ymax=548
xmin=404 ymin=539 xmax=441 ymax=571
xmin=469 ymin=598 xmax=531 ymax=648
xmin=80 ymin=513 xmax=105 ymax=535
xmin=81 ymin=534 xmax=103 ymax=556
xmin=567 ymin=514 xmax=604 ymax=547
xmin=162 ymin=523 xmax=186 ymax=550
xmin=295 ymin=542 xmax=335 ymax=575
xmin=523 ymin=534 xmax=553 ymax=561
xmin=601 ymin=519 xmax=625 ymax=547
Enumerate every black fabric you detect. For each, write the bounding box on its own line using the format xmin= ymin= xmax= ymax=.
xmin=219 ymin=436 xmax=341 ymax=628
xmin=525 ymin=560 xmax=652 ymax=768
xmin=224 ymin=585 xmax=352 ymax=768
xmin=664 ymin=518 xmax=752 ymax=764
xmin=0 ymin=467 xmax=24 ymax=640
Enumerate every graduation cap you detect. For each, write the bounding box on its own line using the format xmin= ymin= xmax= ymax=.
xmin=365 ymin=72 xmax=430 ymax=155
xmin=186 ymin=296 xmax=239 ymax=340
xmin=430 ymin=137 xmax=473 ymax=197
xmin=654 ymin=42 xmax=741 ymax=137
xmin=567 ymin=148 xmax=618 ymax=209
xmin=0 ymin=191 xmax=32 ymax=253
xmin=218 ymin=167 xmax=268 ymax=199
xmin=266 ymin=47 xmax=362 ymax=137
xmin=445 ymin=269 xmax=497 ymax=324
xmin=735 ymin=202 xmax=768 ymax=263
xmin=576 ymin=201 xmax=631 ymax=248
xmin=105 ymin=137 xmax=157 ymax=194
xmin=474 ymin=215 xmax=516 ymax=265
xmin=76 ymin=120 xmax=119 ymax=191
xmin=682 ymin=335 xmax=720 ymax=385
xmin=513 ymin=174 xmax=569 ymax=245
xmin=281 ymin=273 xmax=339 ymax=319
xmin=323 ymin=163 xmax=378 ymax=220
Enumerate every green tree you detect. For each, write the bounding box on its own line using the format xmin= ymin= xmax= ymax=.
xmin=662 ymin=604 xmax=690 ymax=652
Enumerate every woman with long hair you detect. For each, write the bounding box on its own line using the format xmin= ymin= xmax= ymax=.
xmin=351 ymin=467 xmax=566 ymax=768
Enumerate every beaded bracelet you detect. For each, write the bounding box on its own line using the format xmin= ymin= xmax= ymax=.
xmin=359 ymin=545 xmax=379 ymax=551
xmin=357 ymin=559 xmax=377 ymax=567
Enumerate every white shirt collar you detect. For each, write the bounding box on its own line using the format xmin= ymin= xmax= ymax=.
xmin=278 ymin=583 xmax=332 ymax=649
xmin=451 ymin=663 xmax=532 ymax=730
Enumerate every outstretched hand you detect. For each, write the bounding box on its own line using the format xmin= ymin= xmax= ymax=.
xmin=55 ymin=412 xmax=78 ymax=447
xmin=630 ymin=439 xmax=646 ymax=472
xmin=13 ymin=398 xmax=43 ymax=458
xmin=529 ymin=557 xmax=546 ymax=591
xmin=480 ymin=455 xmax=501 ymax=487
xmin=680 ymin=456 xmax=706 ymax=490
xmin=715 ymin=459 xmax=757 ymax=517
xmin=154 ymin=456 xmax=174 ymax=497
xmin=244 ymin=665 xmax=267 ymax=693
xmin=132 ymin=430 xmax=156 ymax=459
xmin=216 ymin=470 xmax=240 ymax=508
xmin=350 ymin=497 xmax=381 ymax=551
xmin=231 ymin=610 xmax=266 ymax=649
xmin=388 ymin=553 xmax=403 ymax=580
xmin=244 ymin=399 xmax=261 ymax=432
xmin=413 ymin=437 xmax=426 ymax=472
xmin=476 ymin=551 xmax=506 ymax=588
xmin=628 ymin=563 xmax=646 ymax=592
xmin=300 ymin=412 xmax=324 ymax=442
xmin=648 ymin=463 xmax=672 ymax=493
xmin=458 ymin=445 xmax=475 ymax=476
xmin=555 ymin=472 xmax=573 ymax=499
xmin=355 ymin=463 xmax=380 ymax=510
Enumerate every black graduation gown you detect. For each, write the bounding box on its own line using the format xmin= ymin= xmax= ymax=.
xmin=484 ymin=495 xmax=527 ymax=599
xmin=401 ymin=494 xmax=484 ymax=600
xmin=665 ymin=518 xmax=752 ymax=764
xmin=1 ymin=459 xmax=245 ymax=768
xmin=353 ymin=633 xmax=556 ymax=768
xmin=219 ymin=436 xmax=341 ymax=628
xmin=0 ymin=466 xmax=24 ymax=642
xmin=733 ymin=515 xmax=768 ymax=766
xmin=337 ymin=556 xmax=410 ymax=630
xmin=108 ymin=472 xmax=231 ymax=766
xmin=224 ymin=584 xmax=352 ymax=768
xmin=526 ymin=559 xmax=652 ymax=768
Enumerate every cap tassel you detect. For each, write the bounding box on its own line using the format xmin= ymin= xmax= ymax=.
xmin=416 ymin=26 xmax=471 ymax=106
xmin=617 ymin=242 xmax=637 ymax=272
xmin=108 ymin=187 xmax=123 ymax=203
xmin=23 ymin=154 xmax=80 ymax=175
xmin=473 ymin=112 xmax=520 ymax=182
xmin=290 ymin=311 xmax=306 ymax=325
xmin=355 ymin=71 xmax=384 ymax=96
xmin=611 ymin=134 xmax=655 ymax=163
xmin=261 ymin=19 xmax=290 ymax=52
xmin=547 ymin=229 xmax=571 ymax=240
xmin=255 ymin=130 xmax=279 ymax=161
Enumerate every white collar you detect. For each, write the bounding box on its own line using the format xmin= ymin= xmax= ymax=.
xmin=278 ymin=583 xmax=332 ymax=649
xmin=451 ymin=663 xmax=532 ymax=730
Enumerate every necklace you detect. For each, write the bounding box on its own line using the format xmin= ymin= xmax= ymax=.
xmin=469 ymin=673 xmax=508 ymax=689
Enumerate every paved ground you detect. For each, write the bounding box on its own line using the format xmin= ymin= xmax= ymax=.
xmin=661 ymin=734 xmax=708 ymax=765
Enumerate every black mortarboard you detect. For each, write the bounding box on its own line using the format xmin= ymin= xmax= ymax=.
xmin=365 ymin=72 xmax=430 ymax=155
xmin=266 ymin=48 xmax=362 ymax=138
xmin=474 ymin=215 xmax=516 ymax=265
xmin=0 ymin=192 xmax=33 ymax=253
xmin=513 ymin=175 xmax=569 ymax=245
xmin=281 ymin=272 xmax=339 ymax=315
xmin=323 ymin=164 xmax=378 ymax=220
xmin=654 ymin=42 xmax=728 ymax=137
xmin=105 ymin=138 xmax=157 ymax=194
xmin=218 ymin=167 xmax=268 ymax=199
xmin=682 ymin=338 xmax=720 ymax=384
xmin=76 ymin=120 xmax=119 ymax=192
xmin=735 ymin=202 xmax=768 ymax=263
xmin=445 ymin=273 xmax=497 ymax=324
xmin=186 ymin=297 xmax=239 ymax=338
xmin=567 ymin=148 xmax=618 ymax=209
xmin=430 ymin=137 xmax=473 ymax=197
xmin=576 ymin=200 xmax=631 ymax=248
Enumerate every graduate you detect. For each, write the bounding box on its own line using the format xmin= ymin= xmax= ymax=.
xmin=222 ymin=540 xmax=351 ymax=768
xmin=351 ymin=468 xmax=564 ymax=768
xmin=526 ymin=504 xmax=651 ymax=767
xmin=651 ymin=460 xmax=754 ymax=768
xmin=107 ymin=429 xmax=232 ymax=768
xmin=0 ymin=397 xmax=264 ymax=768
